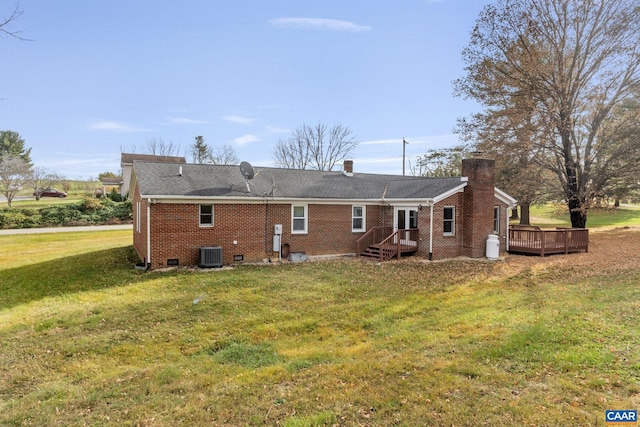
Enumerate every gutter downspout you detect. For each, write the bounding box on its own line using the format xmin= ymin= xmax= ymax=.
xmin=429 ymin=203 xmax=434 ymax=261
xmin=505 ymin=207 xmax=511 ymax=252
xmin=146 ymin=201 xmax=151 ymax=270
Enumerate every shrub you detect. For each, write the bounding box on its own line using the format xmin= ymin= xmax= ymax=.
xmin=108 ymin=188 xmax=122 ymax=202
xmin=0 ymin=200 xmax=132 ymax=229
xmin=0 ymin=208 xmax=41 ymax=228
xmin=81 ymin=197 xmax=104 ymax=213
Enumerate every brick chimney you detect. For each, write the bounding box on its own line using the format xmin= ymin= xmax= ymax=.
xmin=343 ymin=160 xmax=354 ymax=176
xmin=461 ymin=157 xmax=495 ymax=258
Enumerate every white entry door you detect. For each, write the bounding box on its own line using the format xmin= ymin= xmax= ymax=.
xmin=394 ymin=207 xmax=418 ymax=242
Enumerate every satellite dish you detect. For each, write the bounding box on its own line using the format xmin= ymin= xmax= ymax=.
xmin=239 ymin=161 xmax=255 ymax=180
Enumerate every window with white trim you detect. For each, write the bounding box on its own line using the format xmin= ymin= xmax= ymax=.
xmin=352 ymin=205 xmax=365 ymax=232
xmin=443 ymin=206 xmax=455 ymax=236
xmin=494 ymin=206 xmax=500 ymax=234
xmin=292 ymin=204 xmax=307 ymax=234
xmin=200 ymin=204 xmax=213 ymax=226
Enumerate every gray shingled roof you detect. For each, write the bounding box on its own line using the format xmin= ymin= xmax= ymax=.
xmin=133 ymin=161 xmax=466 ymax=200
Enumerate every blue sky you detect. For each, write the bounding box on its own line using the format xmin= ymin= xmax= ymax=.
xmin=1 ymin=0 xmax=487 ymax=179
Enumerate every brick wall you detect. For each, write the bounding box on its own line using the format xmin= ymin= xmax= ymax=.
xmin=143 ymin=201 xmax=384 ymax=269
xmin=462 ymin=158 xmax=496 ymax=258
xmin=426 ymin=193 xmax=466 ymax=260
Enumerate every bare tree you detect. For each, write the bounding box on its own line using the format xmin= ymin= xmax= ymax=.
xmin=29 ymin=166 xmax=62 ymax=201
xmin=455 ymin=0 xmax=640 ymax=228
xmin=0 ymin=156 xmax=30 ymax=206
xmin=210 ymin=144 xmax=239 ymax=165
xmin=273 ymin=122 xmax=358 ymax=171
xmin=187 ymin=136 xmax=239 ymax=165
xmin=413 ymin=146 xmax=468 ymax=178
xmin=0 ymin=3 xmax=28 ymax=41
xmin=145 ymin=137 xmax=181 ymax=156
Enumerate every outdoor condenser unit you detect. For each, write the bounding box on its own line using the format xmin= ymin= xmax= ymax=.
xmin=199 ymin=246 xmax=223 ymax=268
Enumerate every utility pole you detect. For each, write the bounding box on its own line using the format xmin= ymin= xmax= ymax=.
xmin=402 ymin=138 xmax=409 ymax=176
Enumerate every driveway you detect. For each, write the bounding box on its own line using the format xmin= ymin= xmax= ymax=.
xmin=0 ymin=224 xmax=132 ymax=235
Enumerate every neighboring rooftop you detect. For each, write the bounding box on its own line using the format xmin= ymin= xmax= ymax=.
xmin=121 ymin=153 xmax=186 ymax=165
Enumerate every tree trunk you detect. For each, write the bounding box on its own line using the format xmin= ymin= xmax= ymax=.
xmin=519 ymin=202 xmax=531 ymax=225
xmin=510 ymin=206 xmax=519 ymax=220
xmin=562 ymin=132 xmax=587 ymax=228
xmin=568 ymin=197 xmax=587 ymax=228
xmin=614 ymin=198 xmax=620 ymax=207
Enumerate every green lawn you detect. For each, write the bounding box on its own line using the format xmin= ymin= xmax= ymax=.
xmin=8 ymin=196 xmax=86 ymax=209
xmin=0 ymin=229 xmax=638 ymax=426
xmin=522 ymin=203 xmax=640 ymax=228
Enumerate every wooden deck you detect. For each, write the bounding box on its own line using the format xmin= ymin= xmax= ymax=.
xmin=508 ymin=226 xmax=589 ymax=256
xmin=356 ymin=227 xmax=419 ymax=261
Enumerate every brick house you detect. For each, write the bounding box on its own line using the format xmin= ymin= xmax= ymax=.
xmin=131 ymin=157 xmax=516 ymax=269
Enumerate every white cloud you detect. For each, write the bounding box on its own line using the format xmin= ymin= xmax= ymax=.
xmin=358 ymin=138 xmax=401 ymax=146
xmin=234 ymin=134 xmax=260 ymax=145
xmin=270 ymin=17 xmax=372 ymax=33
xmin=88 ymin=120 xmax=151 ymax=133
xmin=168 ymin=117 xmax=209 ymax=124
xmin=222 ymin=115 xmax=256 ymax=125
xmin=265 ymin=125 xmax=290 ymax=134
xmin=359 ymin=134 xmax=459 ymax=147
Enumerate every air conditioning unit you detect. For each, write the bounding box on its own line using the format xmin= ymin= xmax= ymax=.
xmin=199 ymin=246 xmax=223 ymax=268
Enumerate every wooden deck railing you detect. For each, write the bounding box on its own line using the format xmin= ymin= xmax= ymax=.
xmin=508 ymin=226 xmax=589 ymax=256
xmin=357 ymin=227 xmax=419 ymax=261
xmin=356 ymin=226 xmax=393 ymax=258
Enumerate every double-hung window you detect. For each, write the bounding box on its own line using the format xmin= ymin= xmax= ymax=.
xmin=493 ymin=206 xmax=500 ymax=234
xmin=443 ymin=206 xmax=455 ymax=236
xmin=200 ymin=204 xmax=213 ymax=227
xmin=352 ymin=206 xmax=365 ymax=232
xmin=292 ymin=204 xmax=307 ymax=234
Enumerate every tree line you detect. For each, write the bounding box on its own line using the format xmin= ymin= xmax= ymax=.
xmin=416 ymin=0 xmax=640 ymax=228
xmin=453 ymin=0 xmax=640 ymax=228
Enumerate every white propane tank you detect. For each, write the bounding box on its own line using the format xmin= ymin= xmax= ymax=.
xmin=486 ymin=234 xmax=500 ymax=260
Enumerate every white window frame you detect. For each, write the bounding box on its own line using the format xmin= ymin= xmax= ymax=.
xmin=494 ymin=206 xmax=500 ymax=234
xmin=291 ymin=204 xmax=308 ymax=234
xmin=443 ymin=206 xmax=455 ymax=236
xmin=199 ymin=204 xmax=214 ymax=227
xmin=352 ymin=205 xmax=366 ymax=232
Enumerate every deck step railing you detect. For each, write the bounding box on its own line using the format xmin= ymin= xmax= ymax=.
xmin=357 ymin=227 xmax=419 ymax=261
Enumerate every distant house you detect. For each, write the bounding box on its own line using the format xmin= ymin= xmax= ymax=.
xmin=98 ymin=176 xmax=123 ymax=197
xmin=120 ymin=153 xmax=186 ymax=198
xmin=130 ymin=157 xmax=517 ymax=270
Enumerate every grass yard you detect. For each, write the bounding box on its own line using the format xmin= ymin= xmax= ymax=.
xmin=1 ymin=228 xmax=639 ymax=426
xmin=526 ymin=203 xmax=640 ymax=228
xmin=8 ymin=196 xmax=87 ymax=209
